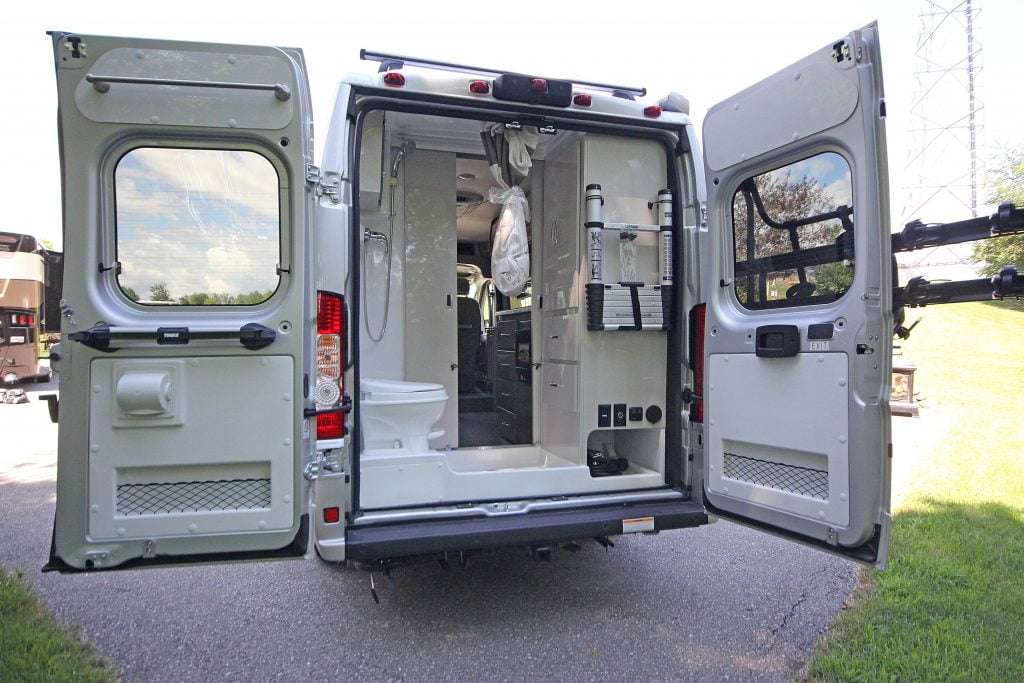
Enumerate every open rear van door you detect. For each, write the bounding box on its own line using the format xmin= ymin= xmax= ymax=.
xmin=46 ymin=32 xmax=315 ymax=571
xmin=700 ymin=23 xmax=892 ymax=566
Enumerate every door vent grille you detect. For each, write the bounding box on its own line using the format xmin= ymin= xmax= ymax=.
xmin=116 ymin=478 xmax=271 ymax=516
xmin=722 ymin=453 xmax=828 ymax=500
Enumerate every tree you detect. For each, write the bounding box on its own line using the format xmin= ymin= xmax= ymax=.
xmin=175 ymin=290 xmax=274 ymax=305
xmin=234 ymin=289 xmax=275 ymax=305
xmin=972 ymin=147 xmax=1024 ymax=276
xmin=732 ymin=164 xmax=851 ymax=304
xmin=149 ymin=282 xmax=171 ymax=301
xmin=121 ymin=285 xmax=140 ymax=301
xmin=814 ymin=261 xmax=855 ymax=295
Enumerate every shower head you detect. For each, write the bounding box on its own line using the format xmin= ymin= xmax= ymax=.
xmin=390 ymin=140 xmax=416 ymax=176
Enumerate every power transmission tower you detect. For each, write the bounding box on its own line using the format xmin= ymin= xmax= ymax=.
xmin=899 ymin=0 xmax=983 ymax=281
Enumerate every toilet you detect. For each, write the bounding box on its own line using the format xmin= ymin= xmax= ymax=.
xmin=360 ymin=378 xmax=448 ymax=452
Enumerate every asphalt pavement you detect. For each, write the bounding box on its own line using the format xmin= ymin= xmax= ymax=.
xmin=0 ymin=377 xmax=857 ymax=682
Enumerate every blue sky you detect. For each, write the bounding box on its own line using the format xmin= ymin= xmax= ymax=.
xmin=5 ymin=0 xmax=1022 ymax=249
xmin=114 ymin=148 xmax=280 ymax=297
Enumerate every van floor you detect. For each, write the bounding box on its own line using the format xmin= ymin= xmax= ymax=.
xmin=459 ymin=410 xmax=500 ymax=447
xmin=358 ymin=445 xmax=666 ymax=509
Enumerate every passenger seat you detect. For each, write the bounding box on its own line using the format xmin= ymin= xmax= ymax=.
xmin=456 ymin=283 xmax=482 ymax=394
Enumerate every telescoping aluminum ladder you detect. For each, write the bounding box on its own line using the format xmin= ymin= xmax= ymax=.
xmin=584 ymin=184 xmax=673 ymax=331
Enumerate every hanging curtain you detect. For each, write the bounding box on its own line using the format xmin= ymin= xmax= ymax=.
xmin=480 ymin=124 xmax=538 ymax=296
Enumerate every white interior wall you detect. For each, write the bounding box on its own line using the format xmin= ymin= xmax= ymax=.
xmin=528 ymin=160 xmax=545 ymax=442
xmin=403 ymin=148 xmax=459 ymax=448
xmin=578 ymin=135 xmax=668 ymax=466
xmin=539 ymin=134 xmax=582 ymax=464
xmin=359 ymin=147 xmax=406 ymax=380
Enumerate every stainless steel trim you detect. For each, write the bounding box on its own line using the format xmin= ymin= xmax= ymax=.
xmin=352 ymin=489 xmax=684 ymax=525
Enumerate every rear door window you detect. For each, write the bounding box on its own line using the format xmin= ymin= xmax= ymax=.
xmin=114 ymin=147 xmax=281 ymax=305
xmin=731 ymin=151 xmax=854 ymax=308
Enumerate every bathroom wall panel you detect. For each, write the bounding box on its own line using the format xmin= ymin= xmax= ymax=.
xmin=403 ymin=148 xmax=459 ymax=447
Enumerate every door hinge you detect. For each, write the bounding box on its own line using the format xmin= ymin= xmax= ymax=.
xmin=303 ymin=461 xmax=320 ymax=481
xmin=306 ymin=164 xmax=341 ymax=204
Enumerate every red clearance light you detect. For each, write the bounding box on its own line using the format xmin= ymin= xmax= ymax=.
xmin=382 ymin=72 xmax=406 ymax=87
xmin=572 ymin=93 xmax=592 ymax=107
xmin=323 ymin=506 xmax=340 ymax=524
xmin=317 ymin=292 xmax=343 ymax=335
xmin=469 ymin=80 xmax=490 ymax=94
xmin=528 ymin=78 xmax=548 ymax=93
xmin=317 ymin=410 xmax=345 ymax=440
xmin=643 ymin=105 xmax=662 ymax=118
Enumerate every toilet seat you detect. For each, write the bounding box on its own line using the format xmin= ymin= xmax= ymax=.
xmin=359 ymin=377 xmax=449 ymax=453
xmin=361 ymin=378 xmax=447 ymax=403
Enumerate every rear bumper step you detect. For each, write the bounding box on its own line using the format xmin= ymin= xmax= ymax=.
xmin=345 ymin=499 xmax=707 ymax=561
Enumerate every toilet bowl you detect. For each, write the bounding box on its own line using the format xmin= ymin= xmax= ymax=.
xmin=360 ymin=378 xmax=448 ymax=452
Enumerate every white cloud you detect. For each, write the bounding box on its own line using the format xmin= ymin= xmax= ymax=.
xmin=115 ymin=149 xmax=280 ymax=298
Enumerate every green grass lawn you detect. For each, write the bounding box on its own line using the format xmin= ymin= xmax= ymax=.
xmin=0 ymin=566 xmax=117 ymax=682
xmin=809 ymin=301 xmax=1024 ymax=681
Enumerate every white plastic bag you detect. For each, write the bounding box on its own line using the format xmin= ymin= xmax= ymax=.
xmin=490 ymin=185 xmax=531 ymax=296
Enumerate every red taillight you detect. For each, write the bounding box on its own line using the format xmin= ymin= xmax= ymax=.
xmin=317 ymin=411 xmax=344 ymax=440
xmin=383 ymin=72 xmax=405 ymax=87
xmin=643 ymin=105 xmax=662 ymax=118
xmin=18 ymin=314 xmax=27 ymax=325
xmin=28 ymin=315 xmax=34 ymax=325
xmin=572 ymin=93 xmax=592 ymax=107
xmin=318 ymin=292 xmax=343 ymax=335
xmin=316 ymin=291 xmax=346 ymax=439
xmin=689 ymin=304 xmax=706 ymax=423
xmin=323 ymin=506 xmax=340 ymax=524
xmin=529 ymin=78 xmax=548 ymax=93
xmin=469 ymin=80 xmax=490 ymax=94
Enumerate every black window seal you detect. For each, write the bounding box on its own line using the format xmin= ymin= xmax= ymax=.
xmin=110 ymin=142 xmax=286 ymax=309
xmin=730 ymin=151 xmax=855 ymax=310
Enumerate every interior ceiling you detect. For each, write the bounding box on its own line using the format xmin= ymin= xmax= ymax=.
xmin=456 ymin=157 xmax=501 ymax=243
xmin=388 ymin=111 xmax=547 ymax=243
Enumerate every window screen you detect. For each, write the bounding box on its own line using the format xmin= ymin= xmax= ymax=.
xmin=114 ymin=148 xmax=281 ymax=305
xmin=731 ymin=152 xmax=854 ymax=309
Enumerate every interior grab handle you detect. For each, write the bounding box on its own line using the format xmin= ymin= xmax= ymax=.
xmin=85 ymin=73 xmax=292 ymax=101
xmin=68 ymin=323 xmax=276 ymax=352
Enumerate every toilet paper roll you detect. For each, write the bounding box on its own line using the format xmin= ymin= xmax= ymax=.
xmin=116 ymin=372 xmax=172 ymax=415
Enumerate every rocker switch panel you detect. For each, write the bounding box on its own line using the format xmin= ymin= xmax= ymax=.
xmin=613 ymin=403 xmax=627 ymax=427
xmin=597 ymin=404 xmax=612 ymax=428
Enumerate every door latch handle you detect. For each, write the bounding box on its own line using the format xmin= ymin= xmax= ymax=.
xmin=681 ymin=387 xmax=703 ymax=404
xmin=755 ymin=324 xmax=800 ymax=358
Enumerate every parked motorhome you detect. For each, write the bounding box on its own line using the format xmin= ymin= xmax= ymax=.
xmin=50 ymin=23 xmax=992 ymax=575
xmin=0 ymin=232 xmax=55 ymax=385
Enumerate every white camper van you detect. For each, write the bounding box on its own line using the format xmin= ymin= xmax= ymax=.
xmin=45 ymin=25 xmax=898 ymax=573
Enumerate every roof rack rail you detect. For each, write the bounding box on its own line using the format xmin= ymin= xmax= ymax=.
xmin=359 ymin=49 xmax=647 ymax=98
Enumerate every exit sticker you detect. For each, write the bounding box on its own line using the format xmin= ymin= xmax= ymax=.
xmin=623 ymin=516 xmax=655 ymax=533
xmin=809 ymin=340 xmax=829 ymax=351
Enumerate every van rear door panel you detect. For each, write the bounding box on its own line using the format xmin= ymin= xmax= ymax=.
xmin=47 ymin=32 xmax=314 ymax=571
xmin=700 ymin=23 xmax=892 ymax=566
